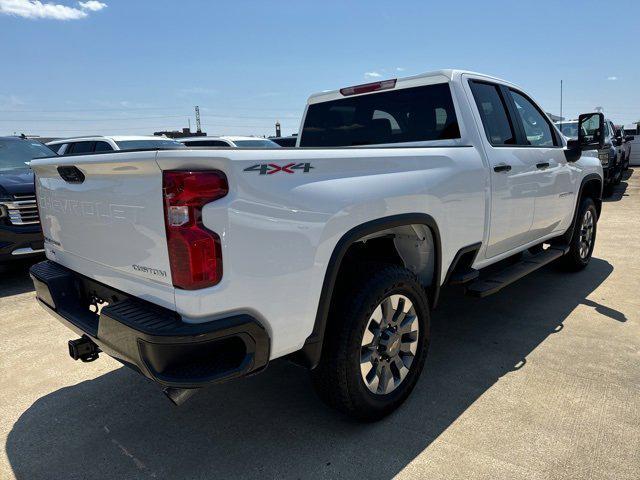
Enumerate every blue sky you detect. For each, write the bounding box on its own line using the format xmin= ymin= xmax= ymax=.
xmin=1 ymin=0 xmax=639 ymax=138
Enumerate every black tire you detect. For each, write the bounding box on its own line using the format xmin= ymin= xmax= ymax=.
xmin=614 ymin=166 xmax=622 ymax=185
xmin=558 ymin=197 xmax=597 ymax=271
xmin=311 ymin=264 xmax=430 ymax=421
xmin=603 ymin=182 xmax=614 ymax=197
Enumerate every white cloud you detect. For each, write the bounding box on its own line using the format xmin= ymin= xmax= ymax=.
xmin=364 ymin=71 xmax=382 ymax=79
xmin=607 ymin=76 xmax=618 ymax=81
xmin=0 ymin=0 xmax=106 ymax=20
xmin=396 ymin=67 xmax=405 ymax=72
xmin=78 ymin=1 xmax=105 ymax=11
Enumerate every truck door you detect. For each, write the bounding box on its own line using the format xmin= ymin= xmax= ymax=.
xmin=505 ymin=89 xmax=576 ymax=237
xmin=467 ymin=79 xmax=538 ymax=258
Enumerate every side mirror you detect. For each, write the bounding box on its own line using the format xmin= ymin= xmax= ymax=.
xmin=625 ymin=135 xmax=635 ymax=142
xmin=577 ymin=112 xmax=605 ymax=150
xmin=565 ymin=139 xmax=581 ymax=162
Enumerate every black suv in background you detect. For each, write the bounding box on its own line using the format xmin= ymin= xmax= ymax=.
xmin=603 ymin=119 xmax=625 ymax=194
xmin=0 ymin=137 xmax=54 ymax=263
xmin=557 ymin=118 xmax=623 ymax=196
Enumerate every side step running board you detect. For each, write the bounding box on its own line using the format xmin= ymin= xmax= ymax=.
xmin=465 ymin=245 xmax=569 ymax=298
xmin=448 ymin=267 xmax=479 ymax=285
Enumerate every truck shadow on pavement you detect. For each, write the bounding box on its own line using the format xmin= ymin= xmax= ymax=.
xmin=6 ymin=258 xmax=621 ymax=479
xmin=0 ymin=260 xmax=38 ymax=299
xmin=603 ymin=168 xmax=633 ymax=203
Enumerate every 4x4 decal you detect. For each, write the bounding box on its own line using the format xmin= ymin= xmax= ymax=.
xmin=244 ymin=162 xmax=314 ymax=175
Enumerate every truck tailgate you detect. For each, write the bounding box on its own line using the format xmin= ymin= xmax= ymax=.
xmin=31 ymin=151 xmax=175 ymax=307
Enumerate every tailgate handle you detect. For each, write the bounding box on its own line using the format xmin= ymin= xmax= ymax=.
xmin=57 ymin=166 xmax=85 ymax=184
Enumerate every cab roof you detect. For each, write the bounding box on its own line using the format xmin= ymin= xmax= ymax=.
xmin=46 ymin=135 xmax=173 ymax=145
xmin=178 ymin=136 xmax=275 ymax=142
xmin=220 ymin=136 xmax=274 ymax=142
xmin=306 ymin=69 xmax=513 ymax=105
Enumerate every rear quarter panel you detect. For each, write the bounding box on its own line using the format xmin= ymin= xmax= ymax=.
xmin=156 ymin=147 xmax=487 ymax=358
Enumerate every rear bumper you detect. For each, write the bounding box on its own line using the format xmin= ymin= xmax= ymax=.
xmin=0 ymin=223 xmax=44 ymax=262
xmin=30 ymin=260 xmax=270 ymax=388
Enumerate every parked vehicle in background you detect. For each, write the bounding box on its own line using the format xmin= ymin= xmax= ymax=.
xmin=603 ymin=119 xmax=624 ymax=193
xmin=46 ymin=136 xmax=185 ymax=155
xmin=614 ymin=126 xmax=634 ymax=170
xmin=556 ymin=120 xmax=581 ymax=140
xmin=29 ymin=70 xmax=604 ymax=420
xmin=623 ymin=124 xmax=639 ymax=166
xmin=269 ymin=135 xmax=298 ymax=147
xmin=559 ymin=119 xmax=622 ymax=196
xmin=0 ymin=137 xmax=54 ymax=262
xmin=178 ymin=136 xmax=281 ymax=148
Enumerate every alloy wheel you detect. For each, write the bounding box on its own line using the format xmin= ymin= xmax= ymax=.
xmin=579 ymin=209 xmax=594 ymax=259
xmin=360 ymin=294 xmax=419 ymax=395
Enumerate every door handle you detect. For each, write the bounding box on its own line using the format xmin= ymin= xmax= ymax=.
xmin=493 ymin=164 xmax=512 ymax=173
xmin=536 ymin=162 xmax=550 ymax=169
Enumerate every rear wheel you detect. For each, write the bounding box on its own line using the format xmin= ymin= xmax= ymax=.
xmin=311 ymin=264 xmax=430 ymax=421
xmin=558 ymin=197 xmax=597 ymax=271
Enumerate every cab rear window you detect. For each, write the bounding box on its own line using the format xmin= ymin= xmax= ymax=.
xmin=300 ymin=83 xmax=460 ymax=147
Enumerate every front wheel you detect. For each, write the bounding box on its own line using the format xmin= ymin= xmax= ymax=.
xmin=558 ymin=197 xmax=597 ymax=271
xmin=603 ymin=182 xmax=614 ymax=197
xmin=311 ymin=264 xmax=430 ymax=421
xmin=614 ymin=166 xmax=622 ymax=185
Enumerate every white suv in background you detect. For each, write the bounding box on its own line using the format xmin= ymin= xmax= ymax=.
xmin=622 ymin=124 xmax=639 ymax=166
xmin=178 ymin=136 xmax=281 ymax=148
xmin=46 ymin=135 xmax=184 ymax=155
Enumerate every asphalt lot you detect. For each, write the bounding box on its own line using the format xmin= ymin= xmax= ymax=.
xmin=1 ymin=170 xmax=639 ymax=480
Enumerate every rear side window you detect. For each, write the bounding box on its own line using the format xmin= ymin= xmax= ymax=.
xmin=52 ymin=143 xmax=67 ymax=154
xmin=66 ymin=141 xmax=94 ymax=154
xmin=232 ymin=139 xmax=281 ymax=148
xmin=300 ymin=83 xmax=460 ymax=147
xmin=469 ymin=82 xmax=516 ymax=146
xmin=510 ymin=90 xmax=557 ymax=147
xmin=116 ymin=139 xmax=184 ymax=150
xmin=183 ymin=140 xmax=229 ymax=147
xmin=94 ymin=141 xmax=113 ymax=152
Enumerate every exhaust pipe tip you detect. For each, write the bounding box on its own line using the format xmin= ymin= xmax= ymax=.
xmin=162 ymin=387 xmax=200 ymax=406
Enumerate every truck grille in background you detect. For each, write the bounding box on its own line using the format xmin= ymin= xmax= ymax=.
xmin=5 ymin=194 xmax=40 ymax=225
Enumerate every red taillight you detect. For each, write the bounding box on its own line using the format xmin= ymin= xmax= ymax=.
xmin=339 ymin=79 xmax=397 ymax=96
xmin=163 ymin=170 xmax=228 ymax=290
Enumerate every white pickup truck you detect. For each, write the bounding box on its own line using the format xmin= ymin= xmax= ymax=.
xmin=29 ymin=70 xmax=605 ymax=420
